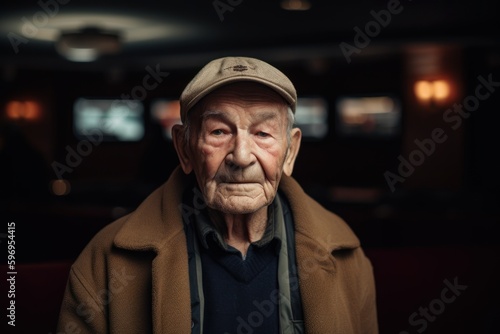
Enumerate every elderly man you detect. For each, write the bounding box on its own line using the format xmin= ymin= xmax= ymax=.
xmin=57 ymin=56 xmax=378 ymax=334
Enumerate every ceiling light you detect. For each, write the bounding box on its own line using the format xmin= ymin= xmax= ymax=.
xmin=55 ymin=28 xmax=121 ymax=62
xmin=281 ymin=0 xmax=312 ymax=11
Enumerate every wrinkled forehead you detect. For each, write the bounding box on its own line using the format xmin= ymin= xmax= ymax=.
xmin=189 ymin=82 xmax=289 ymax=119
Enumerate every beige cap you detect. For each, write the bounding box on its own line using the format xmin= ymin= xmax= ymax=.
xmin=179 ymin=56 xmax=297 ymax=122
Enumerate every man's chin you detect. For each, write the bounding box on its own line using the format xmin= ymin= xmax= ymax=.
xmin=210 ymin=197 xmax=270 ymax=215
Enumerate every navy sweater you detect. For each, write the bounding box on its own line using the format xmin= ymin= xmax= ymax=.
xmin=200 ymin=236 xmax=280 ymax=334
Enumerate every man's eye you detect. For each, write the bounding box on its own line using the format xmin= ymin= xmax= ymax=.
xmin=256 ymin=131 xmax=270 ymax=138
xmin=211 ymin=129 xmax=225 ymax=135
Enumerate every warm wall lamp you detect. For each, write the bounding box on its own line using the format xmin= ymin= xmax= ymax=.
xmin=414 ymin=79 xmax=451 ymax=104
xmin=5 ymin=100 xmax=41 ymax=121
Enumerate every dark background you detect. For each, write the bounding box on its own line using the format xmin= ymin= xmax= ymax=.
xmin=1 ymin=1 xmax=499 ymax=333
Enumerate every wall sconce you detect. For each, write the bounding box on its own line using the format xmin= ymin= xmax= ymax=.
xmin=414 ymin=80 xmax=451 ymax=105
xmin=5 ymin=100 xmax=41 ymax=121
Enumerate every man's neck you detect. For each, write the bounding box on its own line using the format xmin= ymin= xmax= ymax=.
xmin=208 ymin=206 xmax=268 ymax=257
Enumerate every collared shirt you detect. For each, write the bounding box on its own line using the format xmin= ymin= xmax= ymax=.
xmin=193 ymin=194 xmax=282 ymax=333
xmin=183 ymin=186 xmax=304 ymax=334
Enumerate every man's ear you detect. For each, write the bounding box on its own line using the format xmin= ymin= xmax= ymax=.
xmin=283 ymin=127 xmax=302 ymax=176
xmin=172 ymin=124 xmax=193 ymax=174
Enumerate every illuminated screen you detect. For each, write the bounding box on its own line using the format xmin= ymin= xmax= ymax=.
xmin=335 ymin=96 xmax=401 ymax=137
xmin=73 ymin=98 xmax=144 ymax=141
xmin=294 ymin=97 xmax=328 ymax=140
xmin=150 ymin=99 xmax=182 ymax=139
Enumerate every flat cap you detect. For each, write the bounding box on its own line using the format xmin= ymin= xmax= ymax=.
xmin=179 ymin=56 xmax=297 ymax=122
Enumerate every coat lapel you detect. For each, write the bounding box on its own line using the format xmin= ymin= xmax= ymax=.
xmin=151 ymin=233 xmax=191 ymax=333
xmin=279 ymin=175 xmax=361 ymax=333
xmin=114 ymin=167 xmax=192 ymax=334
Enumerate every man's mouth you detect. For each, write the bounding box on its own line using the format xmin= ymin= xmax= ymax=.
xmin=218 ymin=175 xmax=261 ymax=184
xmin=222 ymin=181 xmax=259 ymax=185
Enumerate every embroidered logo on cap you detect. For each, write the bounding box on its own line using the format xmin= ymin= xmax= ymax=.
xmin=231 ymin=65 xmax=248 ymax=72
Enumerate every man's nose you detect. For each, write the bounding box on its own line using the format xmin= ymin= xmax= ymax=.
xmin=225 ymin=133 xmax=256 ymax=169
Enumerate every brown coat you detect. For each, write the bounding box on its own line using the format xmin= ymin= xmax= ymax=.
xmin=57 ymin=168 xmax=378 ymax=333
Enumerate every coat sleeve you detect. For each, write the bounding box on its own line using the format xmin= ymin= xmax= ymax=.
xmin=57 ymin=265 xmax=108 ymax=334
xmin=358 ymin=249 xmax=379 ymax=334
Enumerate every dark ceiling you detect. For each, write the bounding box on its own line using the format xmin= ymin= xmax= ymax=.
xmin=0 ymin=0 xmax=499 ymax=72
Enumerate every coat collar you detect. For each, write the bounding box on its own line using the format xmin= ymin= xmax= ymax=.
xmin=113 ymin=167 xmax=187 ymax=251
xmin=278 ymin=174 xmax=360 ymax=251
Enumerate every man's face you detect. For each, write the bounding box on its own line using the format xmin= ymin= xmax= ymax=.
xmin=174 ymin=82 xmax=301 ymax=215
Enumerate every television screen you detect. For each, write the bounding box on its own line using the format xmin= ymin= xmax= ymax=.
xmin=73 ymin=98 xmax=145 ymax=141
xmin=150 ymin=99 xmax=182 ymax=140
xmin=335 ymin=95 xmax=401 ymax=138
xmin=294 ymin=97 xmax=328 ymax=140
